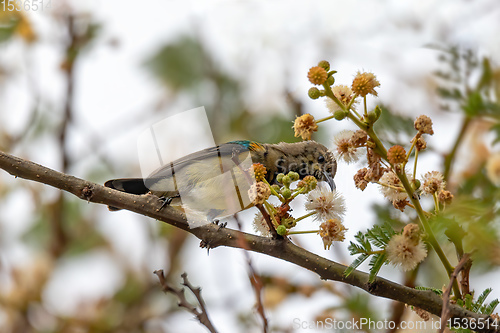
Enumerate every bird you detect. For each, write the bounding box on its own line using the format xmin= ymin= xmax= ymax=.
xmin=105 ymin=140 xmax=336 ymax=224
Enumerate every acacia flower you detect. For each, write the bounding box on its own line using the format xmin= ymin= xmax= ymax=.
xmin=354 ymin=168 xmax=369 ymax=191
xmin=308 ymin=66 xmax=328 ymax=85
xmin=351 ymin=71 xmax=380 ymax=97
xmin=438 ymin=190 xmax=454 ymax=205
xmin=386 ymin=225 xmax=427 ymax=271
xmin=332 ymin=130 xmax=362 ymax=163
xmin=414 ymin=115 xmax=434 ymax=135
xmin=253 ymin=211 xmax=271 ymax=237
xmin=486 ymin=153 xmax=500 ymax=186
xmin=250 ymin=163 xmax=267 ymax=182
xmin=297 ymin=175 xmax=318 ymax=193
xmin=411 ymin=136 xmax=427 ymax=151
xmin=305 ymin=185 xmax=346 ymax=222
xmin=325 ymin=85 xmax=356 ymax=114
xmin=421 ymin=171 xmax=445 ymax=195
xmin=293 ymin=113 xmax=318 ymax=140
xmin=387 ymin=145 xmax=407 ymax=165
xmin=392 ymin=199 xmax=408 ymax=212
xmin=402 ymin=223 xmax=421 ymax=245
xmin=366 ymin=165 xmax=387 ymax=182
xmin=318 ymin=219 xmax=347 ymax=250
xmin=378 ymin=171 xmax=408 ymax=201
xmin=351 ymin=130 xmax=368 ymax=147
xmin=248 ymin=182 xmax=271 ymax=205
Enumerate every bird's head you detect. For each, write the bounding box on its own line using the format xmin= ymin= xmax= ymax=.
xmin=270 ymin=141 xmax=337 ymax=190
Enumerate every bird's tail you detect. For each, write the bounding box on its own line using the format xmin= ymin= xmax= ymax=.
xmin=104 ymin=178 xmax=149 ymax=211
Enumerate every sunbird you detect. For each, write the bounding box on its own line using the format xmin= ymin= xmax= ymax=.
xmin=105 ymin=140 xmax=336 ymax=223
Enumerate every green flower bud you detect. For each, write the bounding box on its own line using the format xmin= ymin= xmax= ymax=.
xmin=411 ymin=179 xmax=421 ymax=191
xmin=276 ymin=173 xmax=285 ymax=183
xmin=271 ymin=184 xmax=280 ymax=192
xmin=308 ymin=87 xmax=321 ymax=100
xmin=281 ymin=175 xmax=291 ymax=187
xmin=327 ymin=75 xmax=335 ymax=86
xmin=367 ymin=111 xmax=377 ymax=124
xmin=334 ymin=110 xmax=348 ymax=121
xmin=318 ymin=60 xmax=330 ymax=71
xmin=367 ymin=106 xmax=382 ymax=124
xmin=288 ymin=171 xmax=300 ymax=182
xmin=281 ymin=187 xmax=292 ymax=199
xmin=276 ymin=225 xmax=287 ymax=236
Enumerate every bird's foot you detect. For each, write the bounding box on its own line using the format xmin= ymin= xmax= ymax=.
xmin=211 ymin=219 xmax=227 ymax=229
xmin=199 ymin=240 xmax=212 ymax=255
xmin=158 ymin=196 xmax=173 ymax=210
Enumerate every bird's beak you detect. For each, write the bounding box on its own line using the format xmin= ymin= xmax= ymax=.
xmin=322 ymin=171 xmax=336 ymax=191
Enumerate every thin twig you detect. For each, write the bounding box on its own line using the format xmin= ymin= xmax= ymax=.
xmin=234 ymin=215 xmax=269 ymax=333
xmin=439 ymin=253 xmax=471 ymax=333
xmin=154 ymin=270 xmax=218 ymax=333
xmin=443 ymin=116 xmax=471 ymax=181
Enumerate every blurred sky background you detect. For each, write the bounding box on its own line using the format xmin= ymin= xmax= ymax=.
xmin=1 ymin=0 xmax=500 ymax=332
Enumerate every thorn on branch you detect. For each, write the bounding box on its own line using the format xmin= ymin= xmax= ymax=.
xmin=154 ymin=270 xmax=218 ymax=333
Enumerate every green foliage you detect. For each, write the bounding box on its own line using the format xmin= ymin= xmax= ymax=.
xmin=414 ymin=286 xmax=443 ymax=295
xmin=345 ymin=223 xmax=396 ymax=282
xmin=432 ymin=188 xmax=500 ymax=268
xmin=342 ymin=292 xmax=380 ymax=322
xmin=451 ymin=289 xmax=499 ymax=333
xmin=23 ymin=197 xmax=109 ymax=256
xmin=431 ymin=45 xmax=500 ymax=120
xmin=0 ymin=20 xmax=17 ymax=43
xmin=457 ymin=288 xmax=499 ymax=314
xmin=492 ymin=123 xmax=500 ymax=145
xmin=145 ymin=36 xmax=305 ymax=144
xmin=373 ymin=104 xmax=415 ymax=146
xmin=145 ymin=37 xmax=207 ymax=91
xmin=233 ymin=112 xmax=299 ymax=144
xmin=368 ymin=252 xmax=388 ymax=282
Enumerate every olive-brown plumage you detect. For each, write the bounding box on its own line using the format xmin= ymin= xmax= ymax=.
xmin=105 ymin=140 xmax=336 ymax=221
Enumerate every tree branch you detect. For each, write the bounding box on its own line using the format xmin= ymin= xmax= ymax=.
xmin=1 ymin=150 xmax=498 ymax=333
xmin=154 ymin=270 xmax=218 ymax=333
xmin=439 ymin=253 xmax=471 ymax=333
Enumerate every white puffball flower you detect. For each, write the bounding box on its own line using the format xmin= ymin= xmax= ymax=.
xmin=332 ymin=130 xmax=363 ymax=164
xmin=386 ymin=234 xmax=427 ymax=271
xmin=253 ymin=211 xmax=271 ymax=237
xmin=378 ymin=171 xmax=408 ymax=201
xmin=305 ymin=185 xmax=346 ymax=222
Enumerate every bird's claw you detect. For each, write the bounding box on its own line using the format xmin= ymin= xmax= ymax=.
xmin=158 ymin=196 xmax=173 ymax=210
xmin=212 ymin=219 xmax=227 ymax=229
xmin=200 ymin=240 xmax=212 ymax=255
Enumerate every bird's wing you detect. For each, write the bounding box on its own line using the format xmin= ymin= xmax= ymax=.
xmin=144 ymin=142 xmax=262 ymax=193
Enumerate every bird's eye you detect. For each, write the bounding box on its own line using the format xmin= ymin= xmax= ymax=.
xmin=318 ymin=155 xmax=325 ymax=163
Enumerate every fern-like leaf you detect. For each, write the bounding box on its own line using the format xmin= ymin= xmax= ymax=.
xmin=344 ymin=253 xmax=370 ymax=278
xmin=368 ymin=253 xmax=388 ymax=283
